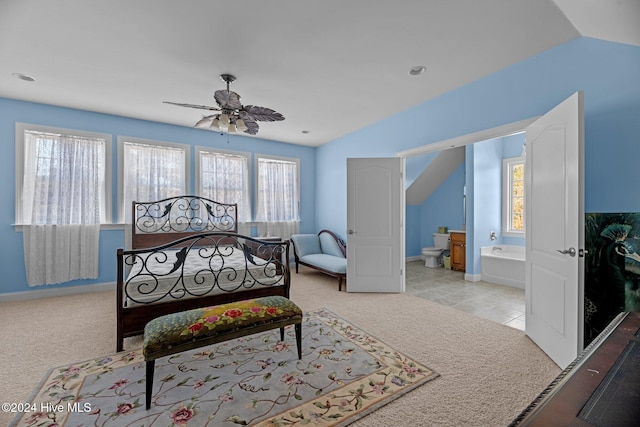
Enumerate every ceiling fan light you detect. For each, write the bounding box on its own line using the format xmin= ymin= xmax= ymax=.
xmin=219 ymin=114 xmax=230 ymax=125
xmin=228 ymin=123 xmax=236 ymax=133
xmin=210 ymin=118 xmax=221 ymax=131
xmin=236 ymin=119 xmax=247 ymax=132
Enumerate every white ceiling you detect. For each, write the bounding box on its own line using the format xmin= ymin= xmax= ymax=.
xmin=1 ymin=0 xmax=638 ymax=147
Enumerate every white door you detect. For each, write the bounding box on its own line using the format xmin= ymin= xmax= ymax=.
xmin=347 ymin=157 xmax=404 ymax=292
xmin=525 ymin=91 xmax=584 ymax=369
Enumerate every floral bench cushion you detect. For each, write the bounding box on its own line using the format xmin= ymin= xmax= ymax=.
xmin=143 ymin=295 xmax=303 ymax=360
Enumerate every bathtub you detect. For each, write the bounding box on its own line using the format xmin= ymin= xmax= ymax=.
xmin=480 ymin=245 xmax=525 ymax=289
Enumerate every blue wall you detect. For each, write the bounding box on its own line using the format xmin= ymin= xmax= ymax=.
xmin=0 ymin=99 xmax=316 ymax=295
xmin=471 ymin=137 xmax=502 ymax=274
xmin=466 ymin=133 xmax=524 ymax=273
xmin=405 ymin=155 xmax=465 ymax=258
xmin=316 ymin=37 xmax=640 ymax=273
xmin=405 ymin=205 xmax=421 ymax=257
xmin=419 ymin=164 xmax=465 ymax=253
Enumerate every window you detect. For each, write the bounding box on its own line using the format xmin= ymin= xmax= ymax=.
xmin=254 ymin=155 xmax=300 ymax=239
xmin=118 ymin=137 xmax=189 ymax=223
xmin=196 ymin=147 xmax=250 ymax=223
xmin=255 ymin=155 xmax=300 ymax=223
xmin=502 ymin=157 xmax=525 ymax=236
xmin=16 ymin=123 xmax=110 ymax=225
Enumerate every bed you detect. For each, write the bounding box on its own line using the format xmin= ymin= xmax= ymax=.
xmin=116 ymin=195 xmax=291 ymax=352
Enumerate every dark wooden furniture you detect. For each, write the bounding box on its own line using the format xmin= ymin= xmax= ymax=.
xmin=116 ymin=196 xmax=292 ymax=352
xmin=510 ymin=311 xmax=640 ymax=426
xmin=450 ymin=231 xmax=466 ymax=272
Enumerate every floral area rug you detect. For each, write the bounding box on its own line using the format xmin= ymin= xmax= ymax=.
xmin=10 ymin=308 xmax=439 ymax=427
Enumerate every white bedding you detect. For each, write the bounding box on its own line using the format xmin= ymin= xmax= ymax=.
xmin=124 ymin=246 xmax=283 ymax=306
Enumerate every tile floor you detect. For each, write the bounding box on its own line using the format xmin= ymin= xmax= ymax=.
xmin=405 ymin=260 xmax=526 ymax=330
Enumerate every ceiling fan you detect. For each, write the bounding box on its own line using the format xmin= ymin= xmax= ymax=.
xmin=163 ymin=73 xmax=285 ymax=135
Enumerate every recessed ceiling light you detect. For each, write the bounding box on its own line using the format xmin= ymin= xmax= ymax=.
xmin=408 ymin=65 xmax=426 ymax=76
xmin=12 ymin=72 xmax=35 ymax=82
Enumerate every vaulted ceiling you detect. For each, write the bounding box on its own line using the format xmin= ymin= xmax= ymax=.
xmin=1 ymin=0 xmax=638 ymax=146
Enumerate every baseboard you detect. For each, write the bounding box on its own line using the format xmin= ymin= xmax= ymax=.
xmin=406 ymin=255 xmax=423 ymax=262
xmin=0 ymin=282 xmax=115 ymax=302
xmin=465 ymin=273 xmax=481 ymax=282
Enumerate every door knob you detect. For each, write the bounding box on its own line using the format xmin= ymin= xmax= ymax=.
xmin=348 ymin=230 xmax=357 ymax=235
xmin=556 ymin=247 xmax=576 ymax=257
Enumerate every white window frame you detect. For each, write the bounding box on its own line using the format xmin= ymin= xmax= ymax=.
xmin=117 ymin=136 xmax=190 ymax=224
xmin=195 ymin=146 xmax=251 ymax=223
xmin=15 ymin=123 xmax=112 ymax=226
xmin=502 ymin=156 xmax=525 ymax=237
xmin=254 ymin=153 xmax=300 ymax=223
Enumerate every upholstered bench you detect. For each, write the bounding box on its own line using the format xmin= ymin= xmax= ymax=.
xmin=143 ymin=295 xmax=303 ymax=410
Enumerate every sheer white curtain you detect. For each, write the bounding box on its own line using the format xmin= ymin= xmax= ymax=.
xmin=22 ymin=131 xmax=105 ymax=286
xmin=199 ymin=150 xmax=251 ymax=235
xmin=255 ymin=157 xmax=300 ymax=240
xmin=122 ymin=141 xmax=187 ymax=224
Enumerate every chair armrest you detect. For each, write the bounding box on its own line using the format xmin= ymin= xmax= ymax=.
xmin=319 ymin=230 xmax=346 ymax=258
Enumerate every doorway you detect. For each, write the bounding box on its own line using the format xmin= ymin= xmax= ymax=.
xmin=403 ymin=127 xmax=529 ymax=330
xmin=398 ymin=118 xmax=537 ymax=277
xmin=400 ymin=92 xmax=585 ymax=368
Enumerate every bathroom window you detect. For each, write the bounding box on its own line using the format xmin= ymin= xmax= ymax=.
xmin=502 ymin=157 xmax=525 ymax=236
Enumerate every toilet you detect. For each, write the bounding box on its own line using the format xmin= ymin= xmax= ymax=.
xmin=421 ymin=233 xmax=450 ymax=268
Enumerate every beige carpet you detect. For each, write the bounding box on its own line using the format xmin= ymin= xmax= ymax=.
xmin=0 ymin=267 xmax=560 ymax=426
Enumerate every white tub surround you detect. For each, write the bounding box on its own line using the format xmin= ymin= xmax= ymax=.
xmin=480 ymin=245 xmax=525 ymax=288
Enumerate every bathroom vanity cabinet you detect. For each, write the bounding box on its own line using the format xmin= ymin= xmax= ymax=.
xmin=450 ymin=231 xmax=466 ymax=272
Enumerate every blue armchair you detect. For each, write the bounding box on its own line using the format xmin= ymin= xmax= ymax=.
xmin=290 ymin=230 xmax=347 ymax=291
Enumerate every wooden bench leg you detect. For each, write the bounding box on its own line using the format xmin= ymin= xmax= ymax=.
xmin=146 ymin=360 xmax=155 ymax=410
xmin=338 ymin=276 xmax=343 ymax=292
xmin=280 ymin=325 xmax=302 ymax=359
xmin=295 ymin=323 xmax=302 ymax=359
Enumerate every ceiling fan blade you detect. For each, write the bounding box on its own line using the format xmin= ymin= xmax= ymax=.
xmin=242 ymin=105 xmax=285 ymax=122
xmin=214 ymin=90 xmax=242 ymax=110
xmin=194 ymin=115 xmax=217 ymax=128
xmin=163 ymin=101 xmax=220 ymax=111
xmin=238 ymin=112 xmax=260 ymax=135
